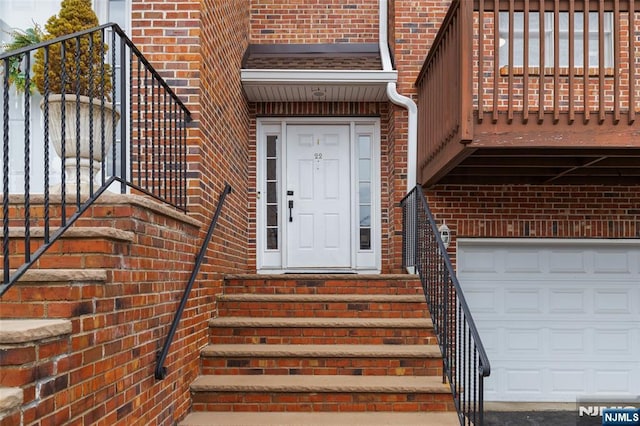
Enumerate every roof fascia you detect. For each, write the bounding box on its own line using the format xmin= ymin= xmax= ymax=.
xmin=240 ymin=69 xmax=398 ymax=84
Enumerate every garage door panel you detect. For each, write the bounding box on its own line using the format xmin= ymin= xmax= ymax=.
xmin=487 ymin=365 xmax=639 ymax=401
xmin=594 ymin=290 xmax=632 ymax=314
xmin=504 ymin=289 xmax=542 ymax=313
xmin=549 ymin=250 xmax=587 ymax=273
xmin=505 ymin=369 xmax=543 ymax=393
xmin=593 ymin=329 xmax=634 ymax=355
xmin=549 ymin=329 xmax=586 ymax=353
xmin=594 ymin=370 xmax=634 ymax=393
xmin=505 ymin=329 xmax=541 ymax=352
xmin=593 ymin=250 xmax=631 ymax=273
xmin=458 ymin=240 xmax=640 ymax=402
xmin=459 ymin=248 xmax=497 ymax=272
xmin=551 ymin=370 xmax=586 ymax=392
xmin=504 ymin=250 xmax=542 ymax=272
xmin=463 ymin=288 xmax=499 ymax=314
xmin=473 ymin=327 xmax=499 ymax=352
xmin=549 ymin=289 xmax=586 ymax=313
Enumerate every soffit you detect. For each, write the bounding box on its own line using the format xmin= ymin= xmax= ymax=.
xmin=241 ymin=43 xmax=396 ymax=102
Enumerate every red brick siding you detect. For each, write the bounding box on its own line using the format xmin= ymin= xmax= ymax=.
xmin=250 ymin=0 xmax=379 ymax=43
xmin=388 ymin=0 xmax=453 ymax=270
xmin=1 ymin=199 xmax=213 ymax=426
xmin=199 ymin=0 xmax=252 ymax=272
xmin=131 ymin=0 xmax=252 ymax=273
xmin=426 ymin=185 xmax=640 ymax=265
xmin=131 ymin=0 xmax=201 ymax=107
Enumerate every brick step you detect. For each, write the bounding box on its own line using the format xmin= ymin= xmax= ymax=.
xmin=0 ymin=387 xmax=23 ymax=425
xmin=0 ymin=269 xmax=107 ymax=318
xmin=208 ymin=317 xmax=436 ymax=345
xmin=217 ymin=293 xmax=429 ymax=318
xmin=0 ymin=319 xmax=72 ymax=391
xmin=179 ymin=411 xmax=461 ymax=426
xmin=3 ymin=193 xmax=145 ymax=223
xmin=2 ymin=227 xmax=134 ymax=270
xmin=223 ymin=274 xmax=423 ymax=295
xmin=189 ymin=375 xmax=455 ymax=412
xmin=200 ymin=344 xmax=443 ymax=376
xmin=4 ymin=197 xmax=77 ymax=224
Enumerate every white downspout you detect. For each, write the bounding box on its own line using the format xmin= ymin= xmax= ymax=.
xmin=379 ymin=0 xmax=418 ymax=193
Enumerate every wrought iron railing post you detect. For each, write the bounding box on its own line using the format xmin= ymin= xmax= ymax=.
xmin=411 ymin=190 xmax=422 ymax=272
xmin=401 ymin=184 xmax=491 ymax=425
xmin=2 ymin=57 xmax=10 ymax=291
xmin=120 ymin=35 xmax=127 ymax=193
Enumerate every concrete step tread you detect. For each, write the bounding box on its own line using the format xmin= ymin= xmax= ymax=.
xmin=201 ymin=344 xmax=442 ymax=358
xmin=209 ymin=317 xmax=433 ymax=328
xmin=225 ymin=274 xmax=419 ymax=281
xmin=190 ymin=374 xmax=450 ymax=393
xmin=0 ymin=387 xmax=23 ymax=416
xmin=2 ymin=226 xmax=135 ymax=242
xmin=1 ymin=269 xmax=107 ymax=283
xmin=218 ymin=294 xmax=425 ymax=302
xmin=0 ymin=319 xmax=72 ymax=344
xmin=179 ymin=411 xmax=460 ymax=426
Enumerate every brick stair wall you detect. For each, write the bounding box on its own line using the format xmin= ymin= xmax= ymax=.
xmin=0 ymin=194 xmax=224 ymax=426
xmin=0 ymin=320 xmax=71 ymax=426
xmin=0 ymin=386 xmax=23 ymax=426
xmin=184 ymin=275 xmax=456 ymax=422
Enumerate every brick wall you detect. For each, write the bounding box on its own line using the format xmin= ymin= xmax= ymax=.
xmin=3 ymin=0 xmax=253 ymax=423
xmin=198 ymin=0 xmax=252 ymax=272
xmin=131 ymin=0 xmax=251 ymax=273
xmin=388 ymin=0 xmax=453 ymax=270
xmin=130 ymin=0 xmax=201 ymax=111
xmin=1 ymin=197 xmax=215 ymax=425
xmin=426 ymin=184 xmax=640 ymax=264
xmin=250 ymin=0 xmax=379 ymax=43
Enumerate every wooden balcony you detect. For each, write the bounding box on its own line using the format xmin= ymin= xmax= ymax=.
xmin=416 ymin=0 xmax=640 ymax=185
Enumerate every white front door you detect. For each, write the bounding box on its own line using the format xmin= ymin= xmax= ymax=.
xmin=285 ymin=124 xmax=351 ymax=269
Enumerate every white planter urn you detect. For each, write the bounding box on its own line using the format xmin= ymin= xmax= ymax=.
xmin=43 ymin=94 xmax=120 ymax=195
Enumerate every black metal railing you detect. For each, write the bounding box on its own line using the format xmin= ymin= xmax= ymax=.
xmin=401 ymin=185 xmax=491 ymax=425
xmin=1 ymin=23 xmax=191 ymax=297
xmin=155 ymin=183 xmax=232 ymax=380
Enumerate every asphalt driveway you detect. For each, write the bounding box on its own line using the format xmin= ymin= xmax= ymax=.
xmin=485 ymin=411 xmax=601 ymax=426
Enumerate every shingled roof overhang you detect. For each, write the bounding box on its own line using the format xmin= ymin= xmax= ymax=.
xmin=241 ymin=43 xmax=397 ymax=102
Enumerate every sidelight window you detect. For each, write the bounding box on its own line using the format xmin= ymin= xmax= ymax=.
xmin=265 ymin=135 xmax=279 ymax=250
xmin=357 ymin=135 xmax=372 ymax=250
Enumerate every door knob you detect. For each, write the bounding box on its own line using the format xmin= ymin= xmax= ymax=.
xmin=288 ymin=200 xmax=294 ymax=222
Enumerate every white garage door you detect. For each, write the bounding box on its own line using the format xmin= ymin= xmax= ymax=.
xmin=458 ymin=239 xmax=640 ymax=402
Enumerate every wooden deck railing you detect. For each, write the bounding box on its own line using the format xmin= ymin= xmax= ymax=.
xmin=416 ymin=0 xmax=639 ymax=185
xmin=415 ymin=0 xmax=474 ymax=184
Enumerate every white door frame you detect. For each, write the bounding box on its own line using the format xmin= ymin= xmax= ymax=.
xmin=256 ymin=117 xmax=381 ymax=274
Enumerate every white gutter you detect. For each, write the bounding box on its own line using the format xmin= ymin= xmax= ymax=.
xmin=379 ymin=0 xmax=418 ymax=193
